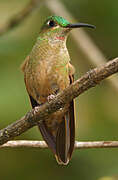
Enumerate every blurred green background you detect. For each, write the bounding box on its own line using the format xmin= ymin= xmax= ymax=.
xmin=0 ymin=0 xmax=118 ymax=179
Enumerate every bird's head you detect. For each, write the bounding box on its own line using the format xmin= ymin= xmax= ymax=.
xmin=39 ymin=15 xmax=95 ymax=42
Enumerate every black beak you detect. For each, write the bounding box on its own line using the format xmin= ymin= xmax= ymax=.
xmin=66 ymin=23 xmax=95 ymax=29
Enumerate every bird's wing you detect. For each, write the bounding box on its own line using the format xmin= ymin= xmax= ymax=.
xmin=68 ymin=74 xmax=75 ymax=159
xmin=29 ymin=95 xmax=57 ymax=154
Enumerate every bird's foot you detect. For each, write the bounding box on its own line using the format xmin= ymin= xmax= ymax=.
xmin=34 ymin=106 xmax=40 ymax=113
xmin=47 ymin=94 xmax=55 ymax=102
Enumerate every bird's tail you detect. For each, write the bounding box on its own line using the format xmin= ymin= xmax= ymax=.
xmin=38 ymin=100 xmax=75 ymax=165
xmin=56 ymin=100 xmax=75 ymax=165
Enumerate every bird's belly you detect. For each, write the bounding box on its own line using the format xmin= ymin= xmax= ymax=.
xmin=26 ymin=62 xmax=70 ymax=104
xmin=37 ymin=71 xmax=69 ymax=103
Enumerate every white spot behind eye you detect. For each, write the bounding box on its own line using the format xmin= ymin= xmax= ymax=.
xmin=47 ymin=21 xmax=50 ymax=26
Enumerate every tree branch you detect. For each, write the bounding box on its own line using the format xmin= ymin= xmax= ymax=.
xmin=1 ymin=140 xmax=118 ymax=149
xmin=0 ymin=0 xmax=41 ymax=35
xmin=0 ymin=57 xmax=118 ymax=146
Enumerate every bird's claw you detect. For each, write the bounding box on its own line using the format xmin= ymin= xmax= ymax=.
xmin=47 ymin=94 xmax=55 ymax=102
xmin=34 ymin=106 xmax=39 ymax=113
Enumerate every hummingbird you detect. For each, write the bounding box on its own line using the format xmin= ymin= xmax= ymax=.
xmin=21 ymin=15 xmax=95 ymax=165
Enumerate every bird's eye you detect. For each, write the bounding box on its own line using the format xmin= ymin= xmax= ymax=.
xmin=47 ymin=20 xmax=57 ymax=27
